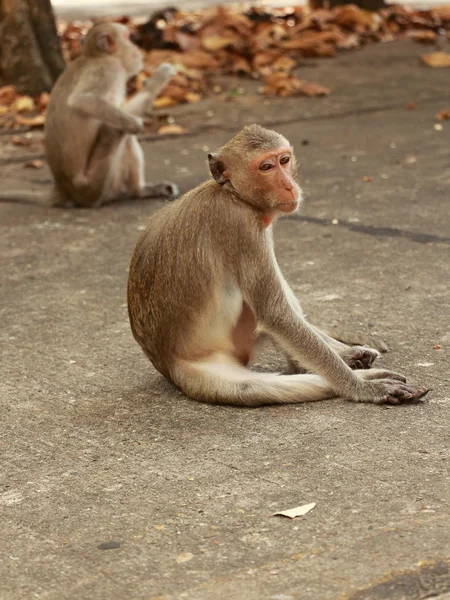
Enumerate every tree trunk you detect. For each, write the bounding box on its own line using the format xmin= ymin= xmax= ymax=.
xmin=309 ymin=0 xmax=386 ymax=9
xmin=0 ymin=0 xmax=65 ymax=95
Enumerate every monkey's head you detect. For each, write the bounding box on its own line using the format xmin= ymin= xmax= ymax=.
xmin=83 ymin=22 xmax=143 ymax=77
xmin=208 ymin=124 xmax=303 ymax=218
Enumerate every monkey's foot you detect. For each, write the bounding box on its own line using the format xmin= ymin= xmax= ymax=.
xmin=341 ymin=346 xmax=380 ymax=370
xmin=140 ymin=182 xmax=179 ymax=200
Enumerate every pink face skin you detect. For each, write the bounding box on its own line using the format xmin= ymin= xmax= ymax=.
xmin=250 ymin=146 xmax=302 ymax=226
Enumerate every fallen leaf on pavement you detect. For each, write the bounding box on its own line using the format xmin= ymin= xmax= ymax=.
xmin=407 ymin=30 xmax=437 ymax=43
xmin=405 ymin=101 xmax=417 ymax=110
xmin=12 ymin=135 xmax=33 ymax=146
xmin=421 ymin=51 xmax=450 ymax=67
xmin=37 ymin=92 xmax=50 ymax=110
xmin=436 ymin=108 xmax=450 ymax=120
xmin=0 ymin=85 xmax=16 ymax=106
xmin=24 ymin=160 xmax=43 ymax=169
xmin=13 ymin=96 xmax=35 ymax=113
xmin=274 ymin=502 xmax=316 ymax=519
xmin=176 ymin=552 xmax=194 ymax=563
xmin=153 ymin=96 xmax=178 ymax=109
xmin=15 ymin=114 xmax=46 ymax=127
xmin=157 ymin=124 xmax=186 ymax=135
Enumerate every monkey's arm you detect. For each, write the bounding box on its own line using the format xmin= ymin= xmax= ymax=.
xmin=124 ymin=63 xmax=177 ymax=117
xmin=68 ymin=93 xmax=143 ymax=134
xmin=239 ymin=231 xmax=424 ymax=404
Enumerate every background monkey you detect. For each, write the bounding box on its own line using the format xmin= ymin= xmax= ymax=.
xmin=0 ymin=21 xmax=178 ymax=208
xmin=127 ymin=124 xmax=429 ymax=407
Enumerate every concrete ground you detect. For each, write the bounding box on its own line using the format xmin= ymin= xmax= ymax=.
xmin=1 ymin=39 xmax=450 ymax=600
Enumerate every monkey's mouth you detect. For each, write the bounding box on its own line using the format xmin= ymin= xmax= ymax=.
xmin=277 ymin=200 xmax=299 ymax=213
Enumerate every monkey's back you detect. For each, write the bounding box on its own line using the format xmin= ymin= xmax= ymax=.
xmin=127 ymin=181 xmax=256 ymax=378
xmin=44 ymin=56 xmax=127 ymax=190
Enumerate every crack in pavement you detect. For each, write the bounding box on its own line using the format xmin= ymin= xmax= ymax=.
xmin=291 ymin=215 xmax=450 ymax=246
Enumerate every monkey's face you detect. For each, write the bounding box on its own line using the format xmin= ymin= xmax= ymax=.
xmin=89 ymin=23 xmax=144 ymax=77
xmin=238 ymin=147 xmax=303 ymax=215
xmin=118 ymin=28 xmax=144 ymax=77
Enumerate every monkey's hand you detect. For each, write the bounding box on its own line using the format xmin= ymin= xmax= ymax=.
xmin=340 ymin=345 xmax=380 ymax=370
xmin=152 ymin=63 xmax=177 ymax=81
xmin=353 ymin=369 xmax=430 ymax=405
xmin=143 ymin=63 xmax=177 ymax=92
xmin=125 ymin=116 xmax=144 ymax=135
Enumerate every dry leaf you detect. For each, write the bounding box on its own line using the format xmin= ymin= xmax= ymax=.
xmin=0 ymin=85 xmax=16 ymax=106
xmin=272 ymin=56 xmax=297 ymax=72
xmin=176 ymin=552 xmax=193 ymax=563
xmin=37 ymin=92 xmax=50 ymax=110
xmin=405 ymin=101 xmax=417 ymax=110
xmin=157 ymin=124 xmax=186 ymax=135
xmin=24 ymin=160 xmax=43 ymax=169
xmin=13 ymin=95 xmax=35 ymax=113
xmin=407 ymin=30 xmax=437 ymax=43
xmin=179 ymin=50 xmax=219 ymax=70
xmin=436 ymin=108 xmax=450 ymax=120
xmin=12 ymin=135 xmax=32 ymax=146
xmin=432 ymin=6 xmax=450 ymax=21
xmin=421 ymin=52 xmax=450 ymax=68
xmin=15 ymin=114 xmax=46 ymax=127
xmin=153 ymin=96 xmax=178 ymax=109
xmin=432 ymin=344 xmax=441 ymax=349
xmin=201 ymin=36 xmax=235 ymax=52
xmin=362 ymin=175 xmax=372 ymax=182
xmin=298 ymin=81 xmax=331 ymax=97
xmin=162 ymin=84 xmax=189 ymax=103
xmin=0 ymin=105 xmax=10 ymax=116
xmin=274 ymin=502 xmax=316 ymax=519
xmin=185 ymin=92 xmax=201 ymax=103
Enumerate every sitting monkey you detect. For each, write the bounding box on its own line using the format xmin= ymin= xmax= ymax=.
xmin=127 ymin=124 xmax=429 ymax=407
xmin=0 ymin=21 xmax=178 ymax=208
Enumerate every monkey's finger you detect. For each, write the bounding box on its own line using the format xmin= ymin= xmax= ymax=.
xmin=387 ymin=386 xmax=430 ymax=404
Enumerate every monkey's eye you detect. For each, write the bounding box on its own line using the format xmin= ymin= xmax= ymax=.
xmin=280 ymin=155 xmax=290 ymax=165
xmin=259 ymin=163 xmax=273 ymax=172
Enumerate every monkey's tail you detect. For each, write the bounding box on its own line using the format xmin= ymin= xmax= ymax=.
xmin=0 ymin=191 xmax=47 ymax=205
xmin=171 ymin=353 xmax=334 ymax=407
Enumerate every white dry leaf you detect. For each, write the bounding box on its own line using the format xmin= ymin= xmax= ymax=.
xmin=176 ymin=552 xmax=194 ymax=563
xmin=273 ymin=502 xmax=316 ymax=519
xmin=317 ymin=294 xmax=342 ymax=302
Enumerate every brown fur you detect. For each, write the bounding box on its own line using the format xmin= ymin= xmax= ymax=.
xmin=127 ymin=125 xmax=429 ymax=406
xmin=0 ymin=22 xmax=178 ymax=208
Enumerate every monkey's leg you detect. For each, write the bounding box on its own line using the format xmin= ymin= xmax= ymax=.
xmin=253 ymin=330 xmax=307 ymax=374
xmin=124 ymin=136 xmax=179 ymax=200
xmin=70 ymin=126 xmax=126 ymax=207
xmin=172 ymin=352 xmax=335 ymax=407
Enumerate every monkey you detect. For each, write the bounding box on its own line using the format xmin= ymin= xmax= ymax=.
xmin=127 ymin=124 xmax=429 ymax=407
xmin=0 ymin=21 xmax=178 ymax=208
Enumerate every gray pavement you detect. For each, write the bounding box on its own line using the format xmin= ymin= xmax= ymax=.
xmin=1 ymin=40 xmax=450 ymax=600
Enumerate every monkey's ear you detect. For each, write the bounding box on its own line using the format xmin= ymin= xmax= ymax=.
xmin=97 ymin=33 xmax=116 ymax=54
xmin=208 ymin=153 xmax=228 ymax=185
